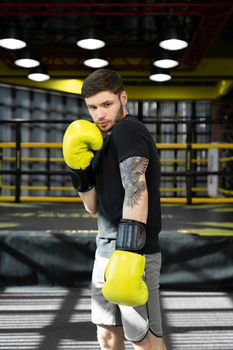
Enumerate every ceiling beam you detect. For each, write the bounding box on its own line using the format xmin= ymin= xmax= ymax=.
xmin=0 ymin=2 xmax=232 ymax=16
xmin=183 ymin=7 xmax=233 ymax=68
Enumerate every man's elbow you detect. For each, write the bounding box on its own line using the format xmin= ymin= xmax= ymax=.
xmin=84 ymin=204 xmax=97 ymax=215
xmin=79 ymin=189 xmax=98 ymax=215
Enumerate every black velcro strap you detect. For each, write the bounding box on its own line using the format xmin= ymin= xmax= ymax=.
xmin=68 ymin=164 xmax=95 ymax=192
xmin=116 ymin=219 xmax=146 ymax=252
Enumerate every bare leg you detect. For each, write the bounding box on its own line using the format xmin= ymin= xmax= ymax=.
xmin=132 ymin=331 xmax=167 ymax=350
xmin=97 ymin=325 xmax=125 ymax=350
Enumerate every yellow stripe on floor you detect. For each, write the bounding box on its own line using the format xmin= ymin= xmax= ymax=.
xmin=179 ymin=228 xmax=233 ymax=236
xmin=0 ymin=223 xmax=20 ymax=229
xmin=212 ymin=207 xmax=233 ymax=213
xmin=197 ymin=222 xmax=233 ymax=228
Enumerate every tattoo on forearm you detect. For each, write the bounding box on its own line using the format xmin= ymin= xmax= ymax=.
xmin=120 ymin=157 xmax=148 ymax=208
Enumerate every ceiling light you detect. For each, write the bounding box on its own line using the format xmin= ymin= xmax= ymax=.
xmin=153 ymin=49 xmax=179 ymax=69
xmin=14 ymin=48 xmax=40 ymax=68
xmin=84 ymin=50 xmax=109 ymax=68
xmin=0 ymin=22 xmax=26 ymax=50
xmin=149 ymin=69 xmax=171 ymax=82
xmin=27 ymin=65 xmax=50 ymax=82
xmin=77 ymin=28 xmax=105 ymax=50
xmin=78 ymin=38 xmax=105 ymax=50
xmin=84 ymin=58 xmax=108 ymax=68
xmin=159 ymin=25 xmax=188 ymax=51
xmin=154 ymin=58 xmax=178 ymax=69
xmin=15 ymin=57 xmax=40 ymax=68
xmin=159 ymin=39 xmax=188 ymax=51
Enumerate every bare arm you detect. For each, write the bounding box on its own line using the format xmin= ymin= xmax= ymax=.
xmin=120 ymin=156 xmax=149 ymax=223
xmin=78 ymin=187 xmax=98 ymax=214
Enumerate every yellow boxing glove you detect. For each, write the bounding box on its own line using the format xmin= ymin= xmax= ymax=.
xmin=63 ymin=119 xmax=103 ymax=169
xmin=63 ymin=119 xmax=103 ymax=192
xmin=102 ymin=219 xmax=148 ymax=307
xmin=102 ymin=250 xmax=148 ymax=307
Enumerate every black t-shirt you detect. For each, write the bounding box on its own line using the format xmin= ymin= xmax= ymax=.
xmin=92 ymin=114 xmax=161 ymax=257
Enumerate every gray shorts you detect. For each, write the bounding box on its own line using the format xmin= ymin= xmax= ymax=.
xmin=91 ymin=251 xmax=163 ymax=342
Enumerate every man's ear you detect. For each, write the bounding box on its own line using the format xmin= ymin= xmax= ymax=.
xmin=120 ymin=91 xmax=128 ymax=106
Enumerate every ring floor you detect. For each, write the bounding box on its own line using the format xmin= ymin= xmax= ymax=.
xmin=0 ymin=287 xmax=233 ymax=350
xmin=0 ymin=202 xmax=233 ymax=349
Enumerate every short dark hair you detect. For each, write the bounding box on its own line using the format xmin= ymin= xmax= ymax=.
xmin=81 ymin=69 xmax=124 ymax=98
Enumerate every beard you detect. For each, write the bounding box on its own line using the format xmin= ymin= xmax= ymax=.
xmin=107 ymin=103 xmax=124 ymax=132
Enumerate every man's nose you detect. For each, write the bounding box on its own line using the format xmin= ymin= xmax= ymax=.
xmin=96 ymin=108 xmax=105 ymax=120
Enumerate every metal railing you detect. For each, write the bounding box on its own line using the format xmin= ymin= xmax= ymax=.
xmin=0 ymin=118 xmax=233 ymax=204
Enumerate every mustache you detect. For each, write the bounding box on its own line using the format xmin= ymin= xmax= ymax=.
xmin=95 ymin=119 xmax=110 ymax=124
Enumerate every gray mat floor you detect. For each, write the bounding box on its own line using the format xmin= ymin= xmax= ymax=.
xmin=0 ymin=287 xmax=233 ymax=350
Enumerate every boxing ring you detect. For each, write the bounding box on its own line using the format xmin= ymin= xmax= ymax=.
xmin=0 ymin=119 xmax=233 ymax=349
xmin=0 ymin=141 xmax=233 ymax=204
xmin=0 ymin=135 xmax=233 ymax=288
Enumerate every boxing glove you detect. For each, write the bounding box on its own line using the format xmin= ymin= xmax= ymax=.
xmin=102 ymin=219 xmax=148 ymax=307
xmin=63 ymin=119 xmax=103 ymax=192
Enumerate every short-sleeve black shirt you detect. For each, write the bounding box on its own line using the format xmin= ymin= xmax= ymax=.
xmin=92 ymin=114 xmax=161 ymax=257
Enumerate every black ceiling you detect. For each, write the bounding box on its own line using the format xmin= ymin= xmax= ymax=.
xmin=0 ymin=1 xmax=233 ymax=89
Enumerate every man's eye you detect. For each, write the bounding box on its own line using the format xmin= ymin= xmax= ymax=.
xmin=104 ymin=103 xmax=111 ymax=108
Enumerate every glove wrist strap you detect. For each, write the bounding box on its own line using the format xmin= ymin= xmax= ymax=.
xmin=116 ymin=219 xmax=146 ymax=253
xmin=68 ymin=164 xmax=95 ymax=192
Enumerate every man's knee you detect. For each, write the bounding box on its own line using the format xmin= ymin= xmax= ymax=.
xmin=132 ymin=331 xmax=165 ymax=350
xmin=97 ymin=326 xmax=113 ymax=346
xmin=97 ymin=325 xmax=124 ymax=348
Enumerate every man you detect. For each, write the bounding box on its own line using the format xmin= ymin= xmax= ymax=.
xmin=63 ymin=69 xmax=167 ymax=350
